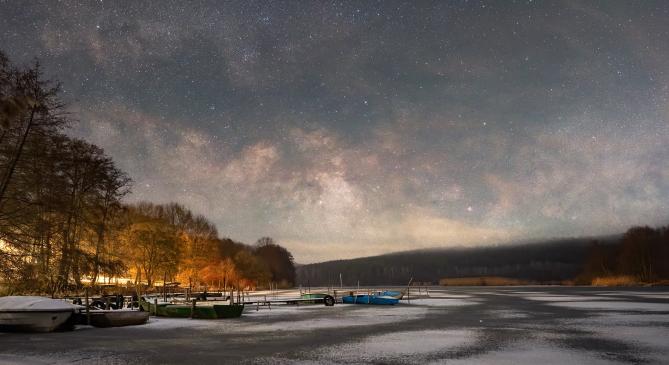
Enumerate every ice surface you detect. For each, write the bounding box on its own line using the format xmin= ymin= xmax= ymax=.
xmin=522 ymin=295 xmax=611 ymax=302
xmin=586 ymin=313 xmax=669 ymax=325
xmin=0 ymin=354 xmax=56 ymax=365
xmin=559 ymin=311 xmax=669 ymax=364
xmin=3 ymin=289 xmax=668 ymax=364
xmin=425 ymin=293 xmax=472 ymax=299
xmin=601 ymin=292 xmax=669 ymax=300
xmin=240 ymin=305 xmax=427 ymax=332
xmin=142 ymin=304 xmax=428 ymax=333
xmin=403 ymin=298 xmax=478 ymax=307
xmin=547 ymin=301 xmax=669 ymax=312
xmin=0 ymin=351 xmax=127 ymax=365
xmin=429 ymin=342 xmax=629 ymax=365
xmin=486 ymin=309 xmax=530 ymax=319
xmin=314 ymin=329 xmax=478 ymax=362
xmin=593 ymin=325 xmax=669 ymax=352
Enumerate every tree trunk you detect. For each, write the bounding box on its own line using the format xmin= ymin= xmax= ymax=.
xmin=0 ymin=107 xmax=36 ymax=209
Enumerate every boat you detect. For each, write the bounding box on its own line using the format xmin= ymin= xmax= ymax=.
xmin=0 ymin=296 xmax=79 ymax=332
xmin=296 ymin=293 xmax=336 ymax=306
xmin=139 ymin=298 xmax=170 ymax=315
xmin=139 ymin=298 xmax=219 ymax=319
xmin=212 ymin=304 xmax=244 ymax=318
xmin=79 ymin=310 xmax=150 ymax=328
xmin=341 ymin=294 xmax=399 ymax=305
xmin=378 ymin=290 xmax=404 ymax=300
xmin=163 ymin=304 xmax=217 ymax=319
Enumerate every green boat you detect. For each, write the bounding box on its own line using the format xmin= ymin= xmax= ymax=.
xmin=139 ymin=298 xmax=168 ymax=313
xmin=166 ymin=304 xmax=217 ymax=319
xmin=140 ymin=298 xmax=241 ymax=319
xmin=212 ymin=304 xmax=244 ymax=318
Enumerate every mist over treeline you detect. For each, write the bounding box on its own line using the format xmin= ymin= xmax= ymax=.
xmin=0 ymin=51 xmax=296 ymax=295
xmin=297 ymin=226 xmax=669 ymax=286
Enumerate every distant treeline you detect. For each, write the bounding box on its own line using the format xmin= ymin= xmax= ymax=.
xmin=0 ymin=51 xmax=295 ymax=295
xmin=297 ymin=237 xmax=609 ymax=286
xmin=297 ymin=227 xmax=669 ymax=286
xmin=578 ymin=226 xmax=669 ymax=285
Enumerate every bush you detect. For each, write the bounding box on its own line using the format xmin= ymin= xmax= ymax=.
xmin=590 ymin=275 xmax=639 ymax=286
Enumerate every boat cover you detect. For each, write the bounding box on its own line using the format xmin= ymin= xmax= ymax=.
xmin=0 ymin=296 xmax=79 ymax=312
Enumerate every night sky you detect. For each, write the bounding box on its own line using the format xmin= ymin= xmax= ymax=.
xmin=2 ymin=1 xmax=668 ymax=262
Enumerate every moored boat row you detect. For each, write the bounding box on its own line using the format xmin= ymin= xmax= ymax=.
xmin=1 ymin=287 xmax=409 ymax=332
xmin=0 ymin=296 xmax=150 ymax=332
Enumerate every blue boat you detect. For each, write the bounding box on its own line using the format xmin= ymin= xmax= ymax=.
xmin=377 ymin=291 xmax=404 ymax=299
xmin=341 ymin=294 xmax=399 ymax=305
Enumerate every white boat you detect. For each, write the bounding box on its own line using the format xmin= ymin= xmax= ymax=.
xmin=0 ymin=296 xmax=79 ymax=332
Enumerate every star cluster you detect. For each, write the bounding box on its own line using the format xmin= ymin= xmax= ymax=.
xmin=2 ymin=1 xmax=668 ymax=262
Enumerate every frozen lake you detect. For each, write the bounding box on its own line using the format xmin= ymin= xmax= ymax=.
xmin=1 ymin=287 xmax=668 ymax=364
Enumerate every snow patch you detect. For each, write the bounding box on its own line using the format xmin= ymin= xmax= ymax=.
xmin=602 ymin=292 xmax=669 ymax=300
xmin=426 ymin=294 xmax=472 ymax=299
xmin=487 ymin=309 xmax=530 ymax=319
xmin=432 ymin=342 xmax=628 ymax=365
xmin=547 ymin=301 xmax=669 ymax=312
xmin=404 ymin=298 xmax=478 ymax=307
xmin=522 ymin=295 xmax=611 ymax=302
xmin=315 ymin=329 xmax=477 ymax=362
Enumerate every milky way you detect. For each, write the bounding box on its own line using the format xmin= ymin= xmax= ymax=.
xmin=2 ymin=1 xmax=668 ymax=262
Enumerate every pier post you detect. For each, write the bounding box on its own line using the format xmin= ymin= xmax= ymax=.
xmin=163 ymin=272 xmax=167 ymax=303
xmin=85 ymin=288 xmax=90 ymax=325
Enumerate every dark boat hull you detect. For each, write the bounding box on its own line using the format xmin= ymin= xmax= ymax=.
xmin=212 ymin=304 xmax=244 ymax=318
xmin=161 ymin=305 xmax=218 ymax=319
xmin=80 ymin=310 xmax=149 ymax=328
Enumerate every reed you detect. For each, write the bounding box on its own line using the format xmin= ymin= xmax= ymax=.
xmin=590 ymin=275 xmax=639 ymax=286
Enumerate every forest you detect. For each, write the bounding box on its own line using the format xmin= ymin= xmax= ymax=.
xmin=0 ymin=51 xmax=296 ymax=295
xmin=297 ymin=226 xmax=669 ymax=286
xmin=577 ymin=226 xmax=669 ymax=285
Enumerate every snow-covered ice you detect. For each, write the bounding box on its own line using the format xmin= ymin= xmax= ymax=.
xmin=314 ymin=329 xmax=478 ymax=362
xmin=403 ymin=298 xmax=479 ymax=307
xmin=547 ymin=300 xmax=669 ymax=312
xmin=429 ymin=341 xmax=630 ymax=365
xmin=521 ymin=295 xmax=614 ymax=302
xmin=2 ymin=288 xmax=668 ymax=364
